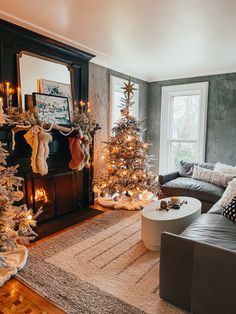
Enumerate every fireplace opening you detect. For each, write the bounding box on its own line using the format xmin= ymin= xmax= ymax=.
xmin=21 ymin=170 xmax=102 ymax=240
xmin=24 ymin=170 xmax=83 ymax=223
xmin=32 ymin=188 xmax=50 ymax=204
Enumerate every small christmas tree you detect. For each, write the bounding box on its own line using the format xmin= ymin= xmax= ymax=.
xmin=0 ymin=142 xmax=40 ymax=254
xmin=96 ymin=79 xmax=161 ymax=210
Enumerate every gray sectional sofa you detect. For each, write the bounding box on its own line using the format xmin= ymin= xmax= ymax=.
xmin=159 ymin=163 xmax=224 ymax=213
xmin=159 ymin=165 xmax=236 ymax=314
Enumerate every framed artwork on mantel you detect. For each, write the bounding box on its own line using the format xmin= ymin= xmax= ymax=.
xmin=32 ymin=92 xmax=71 ymax=125
xmin=37 ymin=79 xmax=73 ymax=112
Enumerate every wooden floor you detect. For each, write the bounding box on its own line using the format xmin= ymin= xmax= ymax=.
xmin=0 ymin=278 xmax=65 ymax=313
xmin=0 ymin=202 xmax=109 ymax=314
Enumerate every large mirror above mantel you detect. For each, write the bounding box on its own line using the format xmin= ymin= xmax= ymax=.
xmin=17 ymin=51 xmax=73 ymax=112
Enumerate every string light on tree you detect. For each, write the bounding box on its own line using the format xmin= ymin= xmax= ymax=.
xmin=95 ymin=78 xmax=161 ymax=210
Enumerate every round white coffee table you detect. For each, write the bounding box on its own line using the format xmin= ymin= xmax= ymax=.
xmin=141 ymin=196 xmax=201 ymax=251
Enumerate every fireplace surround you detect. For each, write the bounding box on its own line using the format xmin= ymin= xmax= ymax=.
xmin=0 ymin=126 xmax=95 ymax=227
xmin=0 ymin=19 xmax=98 ymax=234
xmin=24 ymin=169 xmax=84 ymax=223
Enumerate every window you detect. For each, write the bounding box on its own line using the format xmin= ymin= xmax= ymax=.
xmin=110 ymin=76 xmax=139 ymax=131
xmin=159 ymin=82 xmax=208 ymax=174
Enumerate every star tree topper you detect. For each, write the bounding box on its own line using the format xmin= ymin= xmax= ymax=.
xmin=122 ymin=78 xmax=137 ymax=100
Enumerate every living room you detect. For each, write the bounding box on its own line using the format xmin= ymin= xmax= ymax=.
xmin=0 ymin=1 xmax=236 ymax=313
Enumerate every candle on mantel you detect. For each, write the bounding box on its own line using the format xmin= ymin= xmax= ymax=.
xmin=9 ymin=87 xmax=14 ymax=108
xmin=0 ymin=97 xmax=6 ymax=124
xmin=87 ymin=101 xmax=91 ymax=113
xmin=5 ymin=82 xmax=10 ymax=109
xmin=17 ymin=87 xmax=21 ymax=111
xmin=9 ymin=95 xmax=12 ymax=108
xmin=80 ymin=100 xmax=83 ymax=113
xmin=80 ymin=100 xmax=86 ymax=113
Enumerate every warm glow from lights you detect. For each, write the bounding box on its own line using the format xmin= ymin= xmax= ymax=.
xmin=27 ymin=214 xmax=33 ymax=220
xmin=33 ymin=188 xmax=49 ymax=203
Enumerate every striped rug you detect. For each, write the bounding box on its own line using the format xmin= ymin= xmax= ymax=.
xmin=17 ymin=210 xmax=186 ymax=314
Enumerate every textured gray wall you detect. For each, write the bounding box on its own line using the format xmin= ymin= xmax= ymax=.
xmin=89 ymin=63 xmax=149 ymax=177
xmin=147 ymin=73 xmax=236 ymax=174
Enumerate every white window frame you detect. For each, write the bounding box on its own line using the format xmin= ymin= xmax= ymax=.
xmin=109 ymin=75 xmax=139 ymax=132
xmin=159 ymin=82 xmax=209 ymax=174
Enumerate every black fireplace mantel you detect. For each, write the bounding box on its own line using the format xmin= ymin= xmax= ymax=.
xmin=0 ymin=19 xmax=96 ymax=218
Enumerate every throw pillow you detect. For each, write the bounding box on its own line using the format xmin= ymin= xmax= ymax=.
xmin=179 ymin=160 xmax=215 ymax=177
xmin=192 ymin=165 xmax=235 ymax=188
xmin=215 ymin=162 xmax=236 ymax=175
xmin=222 ymin=197 xmax=236 ymax=222
xmin=219 ymin=178 xmax=236 ymax=207
xmin=179 ymin=161 xmax=195 ymax=177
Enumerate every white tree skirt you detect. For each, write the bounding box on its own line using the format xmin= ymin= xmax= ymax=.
xmin=98 ymin=195 xmax=153 ymax=210
xmin=0 ymin=244 xmax=28 ymax=287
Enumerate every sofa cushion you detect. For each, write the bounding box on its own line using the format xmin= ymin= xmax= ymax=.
xmin=215 ymin=162 xmax=236 ymax=175
xmin=181 ymin=214 xmax=236 ymax=252
xmin=219 ymin=178 xmax=236 ymax=208
xmin=208 ymin=201 xmax=224 ymax=215
xmin=179 ymin=160 xmax=215 ymax=178
xmin=192 ymin=165 xmax=235 ymax=188
xmin=223 ymin=197 xmax=236 ymax=222
xmin=162 ymin=177 xmax=224 ymax=203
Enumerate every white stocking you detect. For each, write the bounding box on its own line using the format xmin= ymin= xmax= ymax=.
xmin=24 ymin=126 xmax=40 ymax=174
xmin=36 ymin=131 xmax=52 ymax=176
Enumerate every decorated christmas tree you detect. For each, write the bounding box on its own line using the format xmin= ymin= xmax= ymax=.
xmin=0 ymin=141 xmax=41 ymax=286
xmin=0 ymin=142 xmax=40 ymax=253
xmin=96 ymin=79 xmax=161 ymax=210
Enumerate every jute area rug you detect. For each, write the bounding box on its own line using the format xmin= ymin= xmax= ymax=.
xmin=17 ymin=210 xmax=186 ymax=314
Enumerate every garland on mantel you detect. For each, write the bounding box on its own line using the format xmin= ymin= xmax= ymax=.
xmin=2 ymin=107 xmax=100 ymax=176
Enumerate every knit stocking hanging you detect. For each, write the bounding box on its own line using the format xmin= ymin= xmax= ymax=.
xmin=76 ymin=143 xmax=89 ymax=171
xmin=68 ymin=134 xmax=85 ymax=170
xmin=24 ymin=126 xmax=40 ymax=174
xmin=24 ymin=126 xmax=52 ymax=176
xmin=84 ymin=133 xmax=92 ymax=168
xmin=37 ymin=131 xmax=52 ymax=176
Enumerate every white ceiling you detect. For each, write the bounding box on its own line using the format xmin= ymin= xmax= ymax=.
xmin=0 ymin=0 xmax=236 ymax=82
